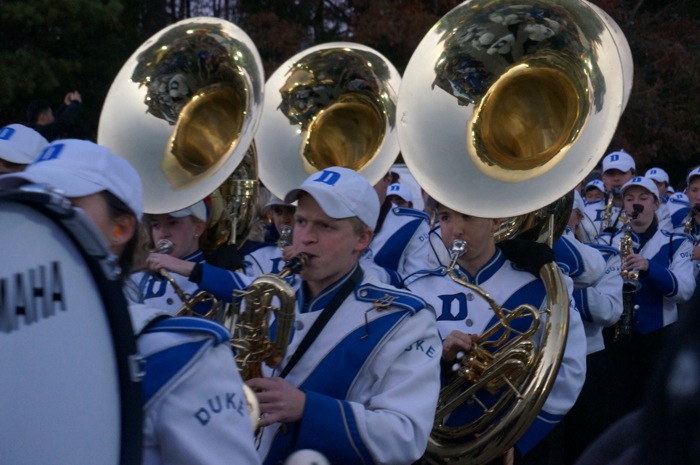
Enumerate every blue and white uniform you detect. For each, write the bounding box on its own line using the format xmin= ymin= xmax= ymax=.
xmin=197 ymin=264 xmax=442 ymax=464
xmin=363 ymin=207 xmax=442 ymax=281
xmin=581 ymin=198 xmax=622 ymax=244
xmin=128 ymin=304 xmax=260 ymax=465
xmin=572 ymin=243 xmax=623 ymax=354
xmin=242 ymin=242 xmax=286 ymax=277
xmin=667 ymin=192 xmax=691 ymax=233
xmin=553 ymin=229 xmax=605 ymax=290
xmin=129 ymin=250 xmax=209 ymax=315
xmin=597 ymin=226 xmax=695 ymax=333
xmin=405 ymin=249 xmax=586 ymax=455
xmin=666 ymin=192 xmax=700 ymax=279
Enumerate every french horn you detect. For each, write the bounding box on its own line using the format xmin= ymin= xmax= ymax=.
xmin=255 ymin=42 xmax=402 ymax=199
xmin=397 ymin=0 xmax=631 ymax=463
xmin=97 ymin=16 xmax=264 ymax=237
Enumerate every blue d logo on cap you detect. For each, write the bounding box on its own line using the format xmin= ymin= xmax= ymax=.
xmin=609 ymin=154 xmax=619 ymax=162
xmin=34 ymin=143 xmax=65 ymax=163
xmin=313 ymin=169 xmax=341 ymax=186
xmin=389 ymin=185 xmax=400 ymax=193
xmin=0 ymin=127 xmax=16 ymax=141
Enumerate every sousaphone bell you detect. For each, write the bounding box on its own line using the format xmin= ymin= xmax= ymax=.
xmin=256 ymin=42 xmax=402 ymax=199
xmin=397 ymin=0 xmax=632 ymax=463
xmin=98 ymin=16 xmax=264 ymax=248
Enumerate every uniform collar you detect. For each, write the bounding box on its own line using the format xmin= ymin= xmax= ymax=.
xmin=452 ymin=248 xmax=505 ymax=285
xmin=299 ymin=264 xmax=361 ymax=313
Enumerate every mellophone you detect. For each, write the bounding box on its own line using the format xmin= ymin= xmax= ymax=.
xmin=0 ymin=188 xmax=142 ymax=465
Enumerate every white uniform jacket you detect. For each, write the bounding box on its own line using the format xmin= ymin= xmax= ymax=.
xmin=553 ymin=229 xmax=605 ymax=289
xmin=581 ymin=198 xmax=623 ymax=244
xmin=597 ymin=226 xmax=696 ymax=333
xmin=242 ymin=242 xmax=285 ymax=277
xmin=198 ymin=264 xmax=442 ymax=464
xmin=572 ymin=243 xmax=623 ymax=354
xmin=404 ymin=249 xmax=586 ymax=455
xmin=129 ymin=250 xmax=208 ymax=315
xmin=363 ymin=207 xmax=442 ymax=283
xmin=667 ymin=193 xmax=700 ymax=278
xmin=128 ymin=304 xmax=260 ymax=465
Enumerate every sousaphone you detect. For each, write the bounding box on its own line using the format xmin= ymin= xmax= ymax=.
xmin=397 ymin=0 xmax=631 ymax=463
xmin=256 ymin=42 xmax=402 ymax=199
xmin=98 ymin=17 xmax=264 ymax=246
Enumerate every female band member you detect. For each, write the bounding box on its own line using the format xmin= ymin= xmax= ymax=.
xmin=599 ymin=175 xmax=695 ymax=424
xmin=0 ymin=139 xmax=260 ymax=465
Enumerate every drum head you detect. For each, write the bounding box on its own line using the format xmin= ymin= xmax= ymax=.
xmin=0 ymin=191 xmax=142 ymax=465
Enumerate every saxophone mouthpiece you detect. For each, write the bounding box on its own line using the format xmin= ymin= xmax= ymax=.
xmin=284 ymin=253 xmax=309 ymax=275
xmin=631 ymin=203 xmax=643 ymax=219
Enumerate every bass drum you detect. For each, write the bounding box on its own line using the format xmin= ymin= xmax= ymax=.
xmin=0 ymin=190 xmax=142 ymax=465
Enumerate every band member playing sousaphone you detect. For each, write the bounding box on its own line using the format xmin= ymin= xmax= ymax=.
xmin=597 ymin=176 xmax=695 ymax=425
xmin=0 ymin=139 xmax=261 ymax=465
xmin=404 ymin=204 xmax=587 ymax=464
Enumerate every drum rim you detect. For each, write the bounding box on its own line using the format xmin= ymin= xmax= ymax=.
xmin=0 ymin=189 xmax=143 ymax=465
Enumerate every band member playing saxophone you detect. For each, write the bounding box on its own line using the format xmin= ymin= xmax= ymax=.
xmin=597 ymin=176 xmax=695 ymax=425
xmin=581 ymin=150 xmax=636 ymax=243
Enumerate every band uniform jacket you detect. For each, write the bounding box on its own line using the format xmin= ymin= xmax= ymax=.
xmin=405 ymin=248 xmax=587 ymax=455
xmin=128 ymin=304 xmax=260 ymax=465
xmin=197 ymin=263 xmax=443 ymax=464
xmin=597 ymin=226 xmax=695 ymax=334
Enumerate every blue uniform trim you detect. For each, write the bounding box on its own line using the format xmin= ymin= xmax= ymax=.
xmin=553 ymin=236 xmax=586 ymax=279
xmin=355 ymin=284 xmax=427 ymax=314
xmin=574 ymin=287 xmax=591 ymax=321
xmin=392 ymin=206 xmax=430 ymax=220
xmin=201 ymin=263 xmax=248 ymax=301
xmin=374 ymin=217 xmax=423 ymax=271
xmin=141 ymin=338 xmax=209 ymax=404
xmin=264 ymin=310 xmax=411 ymax=464
xmin=143 ymin=316 xmax=230 ymax=345
xmin=516 ymin=410 xmax=563 ymax=454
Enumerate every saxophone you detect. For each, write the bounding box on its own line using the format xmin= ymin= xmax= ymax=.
xmin=613 ymin=205 xmax=642 ymax=342
xmin=684 ymin=204 xmax=700 ymax=235
xmin=229 ymin=253 xmax=308 ymax=380
xmin=600 ymin=186 xmax=621 ymax=232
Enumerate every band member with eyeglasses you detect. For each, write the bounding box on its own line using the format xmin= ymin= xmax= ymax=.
xmin=597 ymin=176 xmax=695 ymax=424
xmin=403 ymin=202 xmax=586 ymax=464
xmin=0 ymin=139 xmax=261 ymax=465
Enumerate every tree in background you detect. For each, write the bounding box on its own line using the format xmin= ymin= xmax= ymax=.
xmin=0 ymin=0 xmax=698 ymax=184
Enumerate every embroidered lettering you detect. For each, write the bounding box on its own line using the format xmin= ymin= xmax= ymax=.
xmin=194 ymin=391 xmax=247 ymax=425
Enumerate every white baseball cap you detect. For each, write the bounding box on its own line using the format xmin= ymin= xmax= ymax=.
xmin=0 ymin=124 xmax=49 ymax=164
xmin=386 ymin=183 xmax=413 ymax=203
xmin=667 ymin=185 xmax=675 ymax=194
xmin=285 ymin=166 xmax=380 ymax=229
xmin=621 ymin=176 xmax=659 ymax=200
xmin=602 ymin=150 xmax=635 ymax=173
xmin=584 ymin=179 xmax=605 ymax=193
xmin=687 ymin=167 xmax=700 ymax=185
xmin=645 ymin=167 xmax=669 ymax=184
xmin=0 ymin=139 xmax=144 ymax=219
xmin=169 ymin=199 xmax=208 ymax=222
xmin=265 ymin=194 xmax=294 ymax=209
